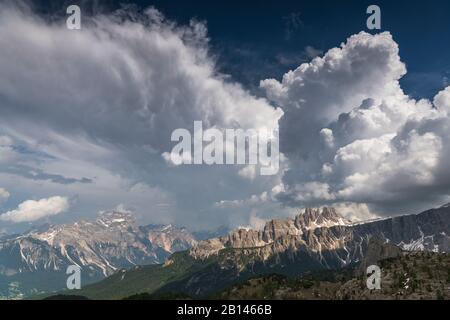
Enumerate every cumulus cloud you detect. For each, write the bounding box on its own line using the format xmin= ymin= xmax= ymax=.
xmin=0 ymin=196 xmax=69 ymax=223
xmin=1 ymin=2 xmax=450 ymax=229
xmin=0 ymin=4 xmax=280 ymax=150
xmin=332 ymin=202 xmax=379 ymax=222
xmin=262 ymin=31 xmax=450 ymax=215
xmin=0 ymin=2 xmax=281 ymax=230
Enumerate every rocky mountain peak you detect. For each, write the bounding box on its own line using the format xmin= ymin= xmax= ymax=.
xmin=190 ymin=207 xmax=350 ymax=259
xmin=294 ymin=207 xmax=349 ymax=230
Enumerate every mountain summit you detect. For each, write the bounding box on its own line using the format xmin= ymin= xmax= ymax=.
xmin=190 ymin=207 xmax=350 ymax=259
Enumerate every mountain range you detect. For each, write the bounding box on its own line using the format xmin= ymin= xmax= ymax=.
xmin=0 ymin=211 xmax=201 ymax=298
xmin=57 ymin=205 xmax=450 ymax=299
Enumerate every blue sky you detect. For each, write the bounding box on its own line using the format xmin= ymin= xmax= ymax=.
xmin=160 ymin=0 xmax=450 ymax=99
xmin=158 ymin=0 xmax=450 ymax=99
xmin=33 ymin=0 xmax=450 ymax=98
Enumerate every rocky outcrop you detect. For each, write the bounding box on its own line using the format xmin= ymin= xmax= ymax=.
xmin=190 ymin=205 xmax=450 ymax=271
xmin=190 ymin=207 xmax=350 ymax=259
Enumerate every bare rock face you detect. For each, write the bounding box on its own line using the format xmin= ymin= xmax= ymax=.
xmin=189 ymin=205 xmax=450 ymax=271
xmin=142 ymin=224 xmax=197 ymax=254
xmin=294 ymin=207 xmax=348 ymax=230
xmin=357 ymin=236 xmax=403 ymax=274
xmin=190 ymin=207 xmax=350 ymax=260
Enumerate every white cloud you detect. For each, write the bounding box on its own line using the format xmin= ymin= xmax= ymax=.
xmin=0 ymin=4 xmax=281 ymax=151
xmin=0 ymin=3 xmax=282 ymax=230
xmin=262 ymin=31 xmax=450 ymax=215
xmin=0 ymin=196 xmax=69 ymax=223
xmin=238 ymin=165 xmax=257 ymax=180
xmin=333 ymin=202 xmax=379 ymax=222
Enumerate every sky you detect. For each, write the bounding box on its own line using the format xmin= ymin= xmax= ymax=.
xmin=1 ymin=0 xmax=450 ymax=233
